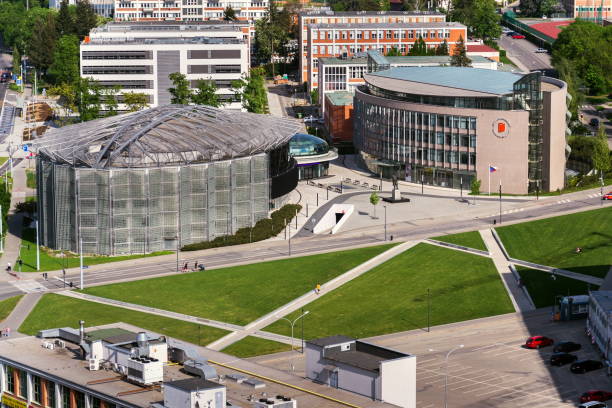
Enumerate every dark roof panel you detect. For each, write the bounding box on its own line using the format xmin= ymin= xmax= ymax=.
xmin=307 ymin=335 xmax=355 ymax=348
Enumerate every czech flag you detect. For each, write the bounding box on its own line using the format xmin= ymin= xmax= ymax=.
xmin=489 ymin=166 xmax=498 ymax=173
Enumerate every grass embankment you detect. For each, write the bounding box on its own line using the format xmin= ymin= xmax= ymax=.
xmin=26 ymin=170 xmax=36 ymax=189
xmin=496 ymin=207 xmax=612 ymax=278
xmin=0 ymin=295 xmax=23 ymax=322
xmin=263 ymin=243 xmax=513 ymax=341
xmin=82 ymin=244 xmax=396 ymax=326
xmin=517 ymin=268 xmax=598 ymax=308
xmin=221 ymin=336 xmax=290 ymax=358
xmin=432 ymin=231 xmax=488 ymax=252
xmin=19 ymin=294 xmax=229 ymax=345
xmin=18 ymin=228 xmax=172 ymax=272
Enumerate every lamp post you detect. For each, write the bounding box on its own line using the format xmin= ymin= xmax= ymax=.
xmin=444 ymin=345 xmax=464 ymax=408
xmin=421 ymin=174 xmax=424 ymax=195
xmin=498 ymin=183 xmax=502 ymax=225
xmin=384 ymin=205 xmax=387 ymax=241
xmin=601 ymin=174 xmax=604 ymax=206
xmin=276 ymin=310 xmax=310 ymax=354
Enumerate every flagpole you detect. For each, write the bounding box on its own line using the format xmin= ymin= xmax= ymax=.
xmin=488 ymin=164 xmax=491 ymax=196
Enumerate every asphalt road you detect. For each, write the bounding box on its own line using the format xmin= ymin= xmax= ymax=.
xmin=2 ymin=187 xmax=609 ymax=299
xmin=498 ymin=35 xmax=552 ymax=72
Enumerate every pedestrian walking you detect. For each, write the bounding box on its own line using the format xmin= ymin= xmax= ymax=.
xmin=6 ymin=262 xmax=11 ymax=272
xmin=315 ymin=283 xmax=321 ymax=294
xmin=183 ymin=262 xmax=189 ymax=272
xmin=5 ymin=327 xmax=10 ymax=337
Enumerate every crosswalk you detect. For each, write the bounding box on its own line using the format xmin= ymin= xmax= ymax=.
xmin=556 ymin=199 xmax=572 ymax=204
xmin=9 ymin=279 xmax=48 ymax=293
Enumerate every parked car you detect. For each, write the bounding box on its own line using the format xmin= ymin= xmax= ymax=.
xmin=554 ymin=341 xmax=581 ymax=353
xmin=590 ymin=118 xmax=600 ymax=127
xmin=524 ymin=336 xmax=554 ymax=349
xmin=0 ymin=72 xmax=9 ymax=83
xmin=550 ymin=352 xmax=578 ymax=366
xmin=579 ymin=402 xmax=608 ymax=408
xmin=535 ymin=47 xmax=548 ymax=53
xmin=571 ymin=360 xmax=604 ymax=374
xmin=580 ymin=390 xmax=612 ymax=403
xmin=602 ymin=192 xmax=612 ymax=200
xmin=502 ymin=27 xmax=512 ymax=33
xmin=512 ymin=33 xmax=526 ymax=39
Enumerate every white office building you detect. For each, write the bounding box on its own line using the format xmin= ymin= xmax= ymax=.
xmin=81 ymin=22 xmax=249 ymax=110
xmin=587 ymin=291 xmax=612 ymax=372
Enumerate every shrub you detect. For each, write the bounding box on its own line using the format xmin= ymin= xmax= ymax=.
xmin=182 ymin=204 xmax=302 ymax=251
xmin=8 ymin=84 xmax=21 ymax=92
xmin=15 ymin=201 xmax=36 ymax=214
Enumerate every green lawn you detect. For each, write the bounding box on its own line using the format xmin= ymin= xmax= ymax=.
xmin=221 ymin=336 xmax=290 ymax=358
xmin=82 ymin=244 xmax=396 ymax=326
xmin=19 ymin=294 xmax=229 ymax=346
xmin=517 ymin=267 xmax=597 ymax=308
xmin=263 ymin=243 xmax=514 ymax=340
xmin=432 ymin=231 xmax=488 ymax=252
xmin=0 ymin=295 xmax=23 ymax=322
xmin=18 ymin=228 xmax=172 ymax=272
xmin=0 ymin=157 xmax=7 ymax=167
xmin=25 ymin=170 xmax=36 ymax=189
xmin=496 ymin=207 xmax=612 ymax=278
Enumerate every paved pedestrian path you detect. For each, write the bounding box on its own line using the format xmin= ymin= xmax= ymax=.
xmin=479 ymin=229 xmax=535 ymax=312
xmin=0 ymin=160 xmax=27 ymax=281
xmin=207 ymin=240 xmax=419 ymax=351
xmin=0 ymin=292 xmax=42 ymax=339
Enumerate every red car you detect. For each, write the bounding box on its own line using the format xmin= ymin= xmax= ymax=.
xmin=603 ymin=191 xmax=612 ymax=200
xmin=580 ymin=390 xmax=612 ymax=403
xmin=512 ymin=34 xmax=526 ymax=39
xmin=524 ymin=336 xmax=554 ymax=349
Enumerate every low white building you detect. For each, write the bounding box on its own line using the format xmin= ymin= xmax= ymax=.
xmin=587 ymin=291 xmax=612 ymax=371
xmin=305 ymin=335 xmax=416 ymax=408
xmin=81 ymin=22 xmax=250 ymax=111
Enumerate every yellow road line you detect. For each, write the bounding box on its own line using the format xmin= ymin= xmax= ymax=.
xmin=208 ymin=359 xmax=363 ymax=408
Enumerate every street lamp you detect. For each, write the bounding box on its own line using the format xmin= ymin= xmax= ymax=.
xmin=384 ymin=205 xmax=387 ymax=241
xmin=276 ymin=310 xmax=310 ymax=354
xmin=444 ymin=345 xmax=464 ymax=408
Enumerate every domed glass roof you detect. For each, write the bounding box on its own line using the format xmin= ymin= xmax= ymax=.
xmin=289 ymin=133 xmax=330 ymax=157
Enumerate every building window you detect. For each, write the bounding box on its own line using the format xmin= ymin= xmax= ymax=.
xmin=312 ymin=46 xmax=318 ymax=54
xmin=408 ymin=30 xmax=414 ymax=39
xmin=32 ymin=376 xmax=41 ymax=404
xmin=363 ymin=31 xmax=368 ymax=39
xmin=19 ymin=371 xmax=27 ymax=398
xmin=75 ymin=391 xmax=85 ymax=408
xmin=46 ymin=381 xmax=56 ymax=408
xmin=313 ymin=31 xmax=318 ymax=40
xmin=61 ymin=386 xmax=70 ymax=408
xmin=341 ymin=31 xmax=347 ymax=39
xmin=6 ymin=367 xmax=14 ymax=394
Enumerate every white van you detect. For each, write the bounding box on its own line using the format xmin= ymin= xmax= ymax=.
xmin=579 ymin=402 xmax=608 ymax=408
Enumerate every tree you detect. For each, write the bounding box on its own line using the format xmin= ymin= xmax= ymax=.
xmin=48 ymin=35 xmax=80 ymax=85
xmin=28 ymin=13 xmax=57 ymax=73
xmin=386 ymin=47 xmax=402 ymax=56
xmin=101 ymin=85 xmax=120 ymax=117
xmin=48 ymin=82 xmax=78 ymax=117
xmin=231 ymin=68 xmax=268 ymax=113
xmin=519 ymin=0 xmax=539 ymax=16
xmin=123 ymin=92 xmax=149 ymax=112
xmin=75 ymin=0 xmax=97 ymax=40
xmin=435 ymin=40 xmax=449 ymax=56
xmin=168 ymin=72 xmax=192 ymax=105
xmin=470 ymin=178 xmax=481 ymax=195
xmin=369 ymin=192 xmax=380 ymax=218
xmin=310 ymin=88 xmax=319 ymax=105
xmin=223 ymin=6 xmax=237 ymax=21
xmin=592 ymin=127 xmax=611 ymax=175
xmin=450 ymin=36 xmax=472 ymax=67
xmin=56 ymin=0 xmax=74 ymax=36
xmin=76 ymin=77 xmax=103 ymax=122
xmin=408 ymin=36 xmax=428 ymax=56
xmin=12 ymin=46 xmax=21 ymax=77
xmin=470 ymin=0 xmax=501 ymax=41
xmin=190 ymin=79 xmax=222 ymax=107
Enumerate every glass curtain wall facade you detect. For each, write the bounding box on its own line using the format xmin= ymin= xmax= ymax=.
xmin=354 ymin=96 xmax=477 ymax=189
xmin=37 ymin=154 xmax=270 ymax=255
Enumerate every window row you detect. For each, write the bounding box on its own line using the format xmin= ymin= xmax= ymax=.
xmin=312 ymin=29 xmax=455 ymax=40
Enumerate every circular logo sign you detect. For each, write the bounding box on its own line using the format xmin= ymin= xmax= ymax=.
xmin=493 ymin=119 xmax=510 ymax=138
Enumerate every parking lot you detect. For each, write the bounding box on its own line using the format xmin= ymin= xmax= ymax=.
xmin=252 ymin=310 xmax=611 ymax=407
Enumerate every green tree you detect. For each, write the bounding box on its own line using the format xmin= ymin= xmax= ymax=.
xmin=310 ymin=88 xmax=319 ymax=105
xmin=369 ymin=192 xmax=380 ymax=218
xmin=48 ymin=34 xmax=80 ymax=85
xmin=168 ymin=72 xmax=192 ymax=105
xmin=28 ymin=13 xmax=57 ymax=73
xmin=223 ymin=6 xmax=237 ymax=20
xmin=470 ymin=0 xmax=501 ymax=41
xmin=123 ymin=92 xmax=149 ymax=112
xmin=519 ymin=0 xmax=539 ymax=16
xmin=56 ymin=0 xmax=74 ymax=36
xmin=471 ymin=178 xmax=481 ymax=195
xmin=592 ymin=127 xmax=611 ymax=175
xmin=12 ymin=46 xmax=21 ymax=77
xmin=386 ymin=46 xmax=402 ymax=56
xmin=436 ymin=40 xmax=449 ymax=56
xmin=450 ymin=36 xmax=472 ymax=67
xmin=232 ymin=68 xmax=268 ymax=114
xmin=48 ymin=82 xmax=78 ymax=116
xmin=190 ymin=79 xmax=222 ymax=107
xmin=408 ymin=36 xmax=428 ymax=56
xmin=101 ymin=85 xmax=120 ymax=117
xmin=76 ymin=77 xmax=103 ymax=121
xmin=75 ymin=0 xmax=97 ymax=40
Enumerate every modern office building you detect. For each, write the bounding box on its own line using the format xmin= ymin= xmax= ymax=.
xmin=81 ymin=22 xmax=249 ymax=111
xmin=50 ymin=0 xmax=115 ymax=18
xmin=114 ymin=0 xmax=268 ymax=23
xmin=297 ymin=10 xmax=448 ymax=85
xmin=353 ymin=66 xmax=569 ymax=194
xmin=323 ymin=92 xmax=354 ymax=144
xmin=562 ymin=0 xmax=611 ymax=19
xmin=289 ymin=133 xmax=338 ymax=179
xmin=35 ymin=105 xmax=301 ymax=255
xmin=305 ymin=335 xmax=416 ymax=408
xmin=587 ymin=291 xmax=612 ymax=370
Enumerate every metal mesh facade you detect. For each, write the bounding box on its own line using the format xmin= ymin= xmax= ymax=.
xmin=35 ymin=105 xmax=301 ymax=255
xmin=37 ymin=155 xmax=270 ymax=255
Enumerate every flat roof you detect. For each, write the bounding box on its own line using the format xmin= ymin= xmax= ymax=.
xmin=591 ymin=291 xmax=612 ymax=311
xmin=300 ymin=10 xmax=444 ymax=16
xmin=165 ymin=378 xmax=224 ymax=392
xmin=85 ymin=327 xmax=133 ymax=342
xmin=308 ymin=335 xmax=355 ymax=347
xmin=93 ymin=21 xmax=249 ymax=32
xmin=84 ymin=37 xmax=244 ymax=46
xmin=367 ymin=66 xmax=522 ymax=96
xmin=326 ymin=92 xmax=354 ymax=106
xmin=309 ymin=22 xmax=465 ymax=29
xmin=316 ymin=339 xmax=411 ymax=373
xmin=466 ymin=44 xmax=498 ymax=53
xmin=320 ymin=55 xmax=492 ymax=66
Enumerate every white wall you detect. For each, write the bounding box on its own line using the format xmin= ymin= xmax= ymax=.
xmin=312 ymin=204 xmax=354 ymax=234
xmin=380 ymin=355 xmax=417 ymax=408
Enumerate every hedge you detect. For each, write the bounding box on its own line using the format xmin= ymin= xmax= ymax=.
xmin=182 ymin=204 xmax=302 ymax=251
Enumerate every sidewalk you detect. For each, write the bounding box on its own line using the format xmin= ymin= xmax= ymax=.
xmin=0 ymin=292 xmax=42 ymax=338
xmin=479 ymin=229 xmax=535 ymax=312
xmin=207 ymin=240 xmax=419 ymax=350
xmin=0 ymin=160 xmax=27 ymax=281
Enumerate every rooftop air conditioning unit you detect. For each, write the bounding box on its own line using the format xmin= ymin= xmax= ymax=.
xmin=55 ymin=340 xmax=66 ymax=348
xmin=89 ymin=359 xmax=100 ymax=371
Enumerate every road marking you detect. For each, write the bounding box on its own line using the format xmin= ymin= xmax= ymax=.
xmin=10 ymin=279 xmax=47 ymax=293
